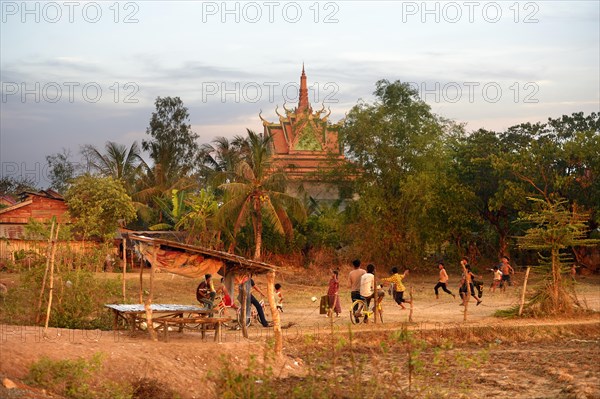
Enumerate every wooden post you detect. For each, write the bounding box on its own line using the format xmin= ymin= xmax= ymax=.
xmin=373 ymin=274 xmax=377 ymax=324
xmin=518 ymin=267 xmax=531 ymax=316
xmin=461 ymin=261 xmax=470 ymax=323
xmin=408 ymin=286 xmax=414 ymax=323
xmin=241 ymin=281 xmax=248 ymax=339
xmin=122 ymin=236 xmax=127 ymax=303
xmin=43 ymin=224 xmax=60 ymax=335
xmin=36 ymin=221 xmax=55 ymax=324
xmin=145 ymin=244 xmax=158 ymax=341
xmin=139 ymin=256 xmax=144 ymax=304
xmin=266 ymin=270 xmax=282 ymax=356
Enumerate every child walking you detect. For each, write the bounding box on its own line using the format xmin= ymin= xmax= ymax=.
xmin=274 ymin=283 xmax=284 ymax=312
xmin=327 ymin=270 xmax=342 ymax=317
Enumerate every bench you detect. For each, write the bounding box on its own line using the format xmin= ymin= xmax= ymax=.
xmin=155 ymin=317 xmax=231 ymax=342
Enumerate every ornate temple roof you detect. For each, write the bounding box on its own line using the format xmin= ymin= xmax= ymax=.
xmin=260 ymin=66 xmax=345 ymax=182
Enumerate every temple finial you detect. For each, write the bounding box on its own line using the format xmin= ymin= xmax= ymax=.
xmin=298 ymin=64 xmax=310 ymax=112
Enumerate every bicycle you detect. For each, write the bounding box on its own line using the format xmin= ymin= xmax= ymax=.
xmin=350 ymin=292 xmax=384 ymax=324
xmin=215 ymin=295 xmax=268 ymax=329
xmin=214 ymin=296 xmax=242 ymax=329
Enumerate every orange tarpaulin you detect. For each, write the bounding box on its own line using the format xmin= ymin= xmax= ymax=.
xmin=136 ymin=241 xmax=223 ymax=278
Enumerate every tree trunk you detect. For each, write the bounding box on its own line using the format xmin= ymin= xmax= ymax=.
xmin=266 ymin=271 xmax=282 ymax=356
xmin=551 ymin=247 xmax=561 ymax=311
xmin=254 ymin=198 xmax=262 ymax=261
xmin=498 ymin=232 xmax=509 ymax=259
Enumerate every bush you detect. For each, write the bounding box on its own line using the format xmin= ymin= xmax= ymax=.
xmin=0 ymin=267 xmax=121 ymax=329
xmin=26 ymin=353 xmax=132 ymax=399
xmin=131 ymin=378 xmax=179 ymax=399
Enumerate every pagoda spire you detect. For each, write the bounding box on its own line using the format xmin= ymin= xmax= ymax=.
xmin=297 ymin=64 xmax=310 ymax=112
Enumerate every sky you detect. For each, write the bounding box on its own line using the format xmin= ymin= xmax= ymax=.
xmin=1 ymin=0 xmax=599 ymax=188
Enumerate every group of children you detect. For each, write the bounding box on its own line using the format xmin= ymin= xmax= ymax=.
xmin=194 ymin=256 xmax=515 ymax=324
xmin=344 ymin=260 xmax=414 ymax=322
xmin=195 ymin=273 xmax=284 ymax=327
xmin=435 ymin=256 xmax=515 ymax=306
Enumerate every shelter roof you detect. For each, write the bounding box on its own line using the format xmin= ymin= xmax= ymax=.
xmin=128 ymin=234 xmax=278 ymax=275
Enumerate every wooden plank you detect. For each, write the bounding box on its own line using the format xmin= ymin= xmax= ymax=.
xmin=105 ymin=304 xmax=209 ymax=313
xmin=157 ymin=317 xmax=230 ymax=324
xmin=157 ymin=317 xmax=230 ymax=342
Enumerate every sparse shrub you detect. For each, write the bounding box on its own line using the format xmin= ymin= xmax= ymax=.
xmin=210 ymin=354 xmax=277 ymax=399
xmin=131 ymin=377 xmax=179 ymax=399
xmin=0 ymin=266 xmax=121 ymax=329
xmin=25 ymin=352 xmax=132 ymax=399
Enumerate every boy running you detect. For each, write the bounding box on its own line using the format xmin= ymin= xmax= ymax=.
xmin=434 ymin=262 xmax=455 ymax=299
xmin=381 ymin=267 xmax=412 ymax=309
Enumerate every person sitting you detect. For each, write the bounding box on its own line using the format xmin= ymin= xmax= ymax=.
xmin=196 ymin=274 xmax=216 ymax=309
xmin=217 ymin=277 xmax=237 ymax=309
xmin=359 ymin=264 xmax=376 ymax=311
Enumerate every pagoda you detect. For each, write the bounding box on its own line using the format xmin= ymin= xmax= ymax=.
xmin=260 ymin=66 xmax=346 ymax=200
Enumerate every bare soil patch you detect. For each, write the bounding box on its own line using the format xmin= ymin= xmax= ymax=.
xmin=1 ymin=271 xmax=599 ymax=398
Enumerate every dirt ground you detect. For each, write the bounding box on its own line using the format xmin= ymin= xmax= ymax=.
xmin=1 ymin=271 xmax=599 ymax=398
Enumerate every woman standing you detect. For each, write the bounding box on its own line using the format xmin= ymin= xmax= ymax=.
xmin=327 ymin=270 xmax=342 ymax=317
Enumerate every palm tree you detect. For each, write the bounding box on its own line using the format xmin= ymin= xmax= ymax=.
xmin=148 ymin=188 xmax=220 ymax=247
xmin=148 ymin=189 xmax=188 ymax=231
xmin=200 ymin=135 xmax=252 ymax=186
xmin=218 ymin=129 xmax=305 ymax=260
xmin=131 ymin=162 xmax=197 ymax=229
xmin=83 ymin=141 xmax=146 ymax=194
xmin=177 ymin=188 xmax=221 ymax=246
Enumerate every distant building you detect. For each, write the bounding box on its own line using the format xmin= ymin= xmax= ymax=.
xmin=0 ymin=190 xmax=68 ymax=239
xmin=260 ymin=66 xmax=348 ymax=201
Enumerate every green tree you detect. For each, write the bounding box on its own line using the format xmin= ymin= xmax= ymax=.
xmin=299 ymin=198 xmax=344 ymax=252
xmin=0 ymin=175 xmax=37 ymax=199
xmin=516 ymin=197 xmax=598 ymax=315
xmin=450 ymin=128 xmax=528 ymax=259
xmin=218 ymin=129 xmax=305 ymax=260
xmin=340 ymin=80 xmax=449 ymax=265
xmin=142 ymin=96 xmax=200 ymax=178
xmin=498 ymin=112 xmax=599 ymax=238
xmin=200 ymin=135 xmax=249 ymax=183
xmin=65 ymin=175 xmax=136 ymax=242
xmin=46 ymin=149 xmax=78 ymax=194
xmin=148 ymin=189 xmax=189 ymax=231
xmin=177 ymin=189 xmax=221 ymax=246
xmin=82 ymin=141 xmax=146 ymax=194
xmin=137 ymin=96 xmax=200 ymax=226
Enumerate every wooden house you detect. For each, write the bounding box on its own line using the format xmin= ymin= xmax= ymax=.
xmin=0 ymin=190 xmax=68 ymax=239
xmin=0 ymin=195 xmax=17 ymax=208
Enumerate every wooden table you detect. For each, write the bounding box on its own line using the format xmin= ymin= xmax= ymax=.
xmin=105 ymin=304 xmax=230 ymax=342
